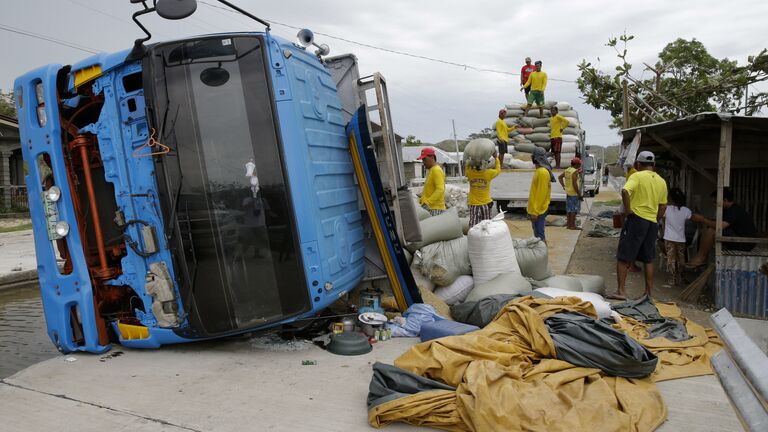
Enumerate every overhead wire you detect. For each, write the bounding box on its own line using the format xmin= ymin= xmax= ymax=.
xmin=0 ymin=23 xmax=99 ymax=54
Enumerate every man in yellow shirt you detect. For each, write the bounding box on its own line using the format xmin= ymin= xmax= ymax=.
xmin=549 ymin=106 xmax=570 ymax=169
xmin=522 ymin=60 xmax=547 ymax=118
xmin=527 ymin=147 xmax=554 ymax=241
xmin=558 ymin=157 xmax=582 ymax=230
xmin=465 ymin=152 xmax=501 ymax=228
xmin=417 ymin=147 xmax=446 ymax=216
xmin=495 ymin=109 xmax=517 ymax=164
xmin=610 ymin=151 xmax=668 ymax=300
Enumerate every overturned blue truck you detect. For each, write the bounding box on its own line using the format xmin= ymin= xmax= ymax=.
xmin=14 ymin=0 xmax=420 ymax=353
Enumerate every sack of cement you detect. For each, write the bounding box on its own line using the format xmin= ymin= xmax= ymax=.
xmin=513 ymin=237 xmax=554 ymax=281
xmin=563 ymin=127 xmax=581 ymax=135
xmin=534 ymin=288 xmax=612 ymax=319
xmin=516 ymin=127 xmax=534 ymax=135
xmin=518 ymin=117 xmax=538 ymax=128
xmin=554 ymin=153 xmax=576 ymax=168
xmin=464 ymin=138 xmax=496 ymax=168
xmin=533 ymin=127 xmax=550 ymax=134
xmin=410 ymin=264 xmax=436 ymax=292
xmin=507 ymin=159 xmax=535 ymax=170
xmin=555 ymin=101 xmax=573 ymax=111
xmin=505 ymin=103 xmax=524 ymax=110
xmin=535 ymin=141 xmax=552 ymax=151
xmin=418 ymin=236 xmax=472 ymax=286
xmin=433 ymin=275 xmax=474 ymax=305
xmin=561 ymin=135 xmax=580 ymax=143
xmin=414 ymin=195 xmax=431 ymax=220
xmin=503 ymin=118 xmax=519 ymax=128
xmin=514 ymin=142 xmax=537 ymax=154
xmin=531 ymin=275 xmax=584 ymax=292
xmin=564 ymin=117 xmax=580 ymax=128
xmin=407 ymin=207 xmax=463 ymax=252
xmin=531 ymin=118 xmax=550 ymax=128
xmin=561 ymin=142 xmax=577 ymax=154
xmin=557 ymin=110 xmax=578 ymax=118
xmin=526 ymin=132 xmax=550 ymax=142
xmin=444 ymin=184 xmax=469 ymax=217
xmin=465 ymin=272 xmax=532 ymax=303
xmin=468 ymin=214 xmax=520 ymax=284
xmin=504 ymin=109 xmax=525 ymax=118
xmin=566 ymin=274 xmax=606 ymax=295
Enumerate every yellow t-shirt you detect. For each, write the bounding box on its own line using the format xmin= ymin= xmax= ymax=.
xmin=563 ymin=167 xmax=579 ymax=196
xmin=524 ymin=71 xmax=548 ymax=92
xmin=420 ymin=164 xmax=446 ymax=210
xmin=550 ymin=114 xmax=569 ymax=138
xmin=625 ymin=167 xmax=637 ymax=179
xmin=466 ymin=157 xmax=501 ymax=206
xmin=527 ymin=167 xmax=551 ymax=216
xmin=623 ymin=170 xmax=668 ymax=223
xmin=495 ymin=118 xmax=516 ymax=143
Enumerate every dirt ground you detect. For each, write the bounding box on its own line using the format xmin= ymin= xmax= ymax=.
xmin=567 ymin=194 xmax=714 ymax=326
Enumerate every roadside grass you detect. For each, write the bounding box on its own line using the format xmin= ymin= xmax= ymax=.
xmin=0 ymin=223 xmax=33 ymax=233
xmin=600 ymin=199 xmax=622 ymax=206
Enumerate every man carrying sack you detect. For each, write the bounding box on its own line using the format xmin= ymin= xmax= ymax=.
xmin=417 ymin=147 xmax=446 ymax=216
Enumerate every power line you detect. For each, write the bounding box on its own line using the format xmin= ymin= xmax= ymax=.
xmin=0 ymin=23 xmax=99 ymax=54
xmin=197 ymin=1 xmax=577 ymax=83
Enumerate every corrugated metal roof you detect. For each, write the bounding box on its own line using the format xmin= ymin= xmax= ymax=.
xmin=401 ymin=146 xmax=461 ymax=164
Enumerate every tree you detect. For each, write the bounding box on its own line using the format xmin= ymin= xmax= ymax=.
xmin=404 ymin=135 xmax=423 ymax=146
xmin=0 ymin=90 xmax=15 ymax=118
xmin=467 ymin=128 xmax=495 ymax=140
xmin=577 ymin=33 xmax=768 ymax=129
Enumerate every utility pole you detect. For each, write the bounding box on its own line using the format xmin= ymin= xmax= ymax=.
xmin=452 ymin=119 xmax=462 ymax=176
xmin=622 ymin=79 xmax=630 ymax=129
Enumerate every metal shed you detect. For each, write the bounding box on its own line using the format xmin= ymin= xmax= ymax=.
xmin=621 ymin=113 xmax=768 ymax=318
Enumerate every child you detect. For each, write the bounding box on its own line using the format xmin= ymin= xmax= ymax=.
xmin=662 ymin=188 xmax=692 ymax=285
xmin=466 ymin=152 xmax=501 ymax=228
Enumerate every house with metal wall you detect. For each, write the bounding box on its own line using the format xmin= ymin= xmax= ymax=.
xmin=621 ymin=113 xmax=768 ymax=319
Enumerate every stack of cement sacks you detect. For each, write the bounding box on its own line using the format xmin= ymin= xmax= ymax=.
xmin=495 ymin=101 xmax=582 ymax=168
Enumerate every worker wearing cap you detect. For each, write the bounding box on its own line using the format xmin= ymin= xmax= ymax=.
xmin=558 ymin=157 xmax=582 ymax=230
xmin=549 ymin=106 xmax=570 ymax=169
xmin=522 ymin=60 xmax=547 ymax=118
xmin=528 ymin=147 xmax=554 ymax=242
xmin=520 ymin=57 xmax=536 ymax=98
xmin=494 ymin=109 xmax=517 ymax=164
xmin=610 ymin=150 xmax=667 ymax=300
xmin=417 ymin=147 xmax=446 ymax=216
xmin=466 ymin=151 xmax=501 ymax=228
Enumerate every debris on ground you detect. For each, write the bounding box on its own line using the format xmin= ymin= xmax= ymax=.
xmin=588 ymin=223 xmax=621 ymax=238
xmin=250 ymin=334 xmax=314 ymax=352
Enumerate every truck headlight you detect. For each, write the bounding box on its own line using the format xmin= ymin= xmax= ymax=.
xmin=45 ymin=186 xmax=61 ymax=202
xmin=54 ymin=221 xmax=70 ymax=237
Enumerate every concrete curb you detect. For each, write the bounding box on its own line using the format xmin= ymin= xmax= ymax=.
xmin=0 ymin=269 xmax=39 ymax=291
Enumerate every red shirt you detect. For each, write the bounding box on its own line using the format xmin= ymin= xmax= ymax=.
xmin=521 ymin=65 xmax=536 ymax=85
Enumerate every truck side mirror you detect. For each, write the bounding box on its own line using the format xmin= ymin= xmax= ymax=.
xmin=156 ymin=0 xmax=198 ymax=20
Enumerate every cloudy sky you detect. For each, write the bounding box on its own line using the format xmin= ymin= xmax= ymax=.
xmin=2 ymin=0 xmax=767 ymax=148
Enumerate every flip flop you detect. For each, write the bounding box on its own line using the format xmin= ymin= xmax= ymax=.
xmin=606 ymin=293 xmax=627 ymax=301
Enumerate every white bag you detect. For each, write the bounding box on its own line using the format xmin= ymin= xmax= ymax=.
xmin=555 ymin=101 xmax=573 ymax=111
xmin=465 ymin=272 xmax=531 ymax=303
xmin=434 ymin=275 xmax=475 ymax=305
xmin=464 ymin=138 xmax=496 ymax=167
xmin=567 ymin=274 xmax=606 ymax=295
xmin=531 ymin=275 xmax=584 ymax=291
xmin=468 ymin=213 xmax=520 ymax=285
xmin=534 ymin=287 xmax=612 ymax=319
xmin=513 ymin=237 xmax=553 ymax=281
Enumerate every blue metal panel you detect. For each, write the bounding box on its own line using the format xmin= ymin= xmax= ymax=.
xmin=716 ymin=254 xmax=768 ymax=320
xmin=265 ymin=34 xmax=365 ymax=307
xmin=14 ymin=65 xmax=110 ymax=353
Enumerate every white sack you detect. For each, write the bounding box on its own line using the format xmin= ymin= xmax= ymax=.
xmin=566 ymin=274 xmax=606 ymax=295
xmin=468 ymin=213 xmax=520 ymax=285
xmin=465 ymin=272 xmax=532 ymax=303
xmin=534 ymin=287 xmax=612 ymax=319
xmin=419 ymin=236 xmax=472 ymax=286
xmin=434 ymin=275 xmax=475 ymax=305
xmin=531 ymin=275 xmax=584 ymax=291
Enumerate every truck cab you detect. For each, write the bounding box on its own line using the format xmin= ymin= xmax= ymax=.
xmin=582 ymin=154 xmax=600 ymax=197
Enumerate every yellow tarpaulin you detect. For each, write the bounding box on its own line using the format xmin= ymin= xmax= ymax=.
xmin=369 ymin=296 xmax=721 ymax=432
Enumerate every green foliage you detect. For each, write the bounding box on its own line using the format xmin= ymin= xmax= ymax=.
xmin=0 ymin=90 xmax=16 ymax=118
xmin=433 ymin=139 xmax=469 ymax=153
xmin=577 ymin=33 xmax=768 ymax=128
xmin=467 ymin=128 xmax=495 ymax=140
xmin=404 ymin=135 xmax=423 ymax=146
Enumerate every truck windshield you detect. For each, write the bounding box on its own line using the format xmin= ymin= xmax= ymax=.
xmin=146 ymin=36 xmax=309 ymax=336
xmin=584 ymin=156 xmax=595 ymax=173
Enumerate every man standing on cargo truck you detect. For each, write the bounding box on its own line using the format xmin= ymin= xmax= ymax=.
xmin=558 ymin=157 xmax=582 ymax=230
xmin=549 ymin=106 xmax=569 ymax=169
xmin=466 ymin=152 xmax=501 ymax=228
xmin=610 ymin=151 xmax=667 ymax=300
xmin=418 ymin=147 xmax=446 ymax=216
xmin=520 ymin=57 xmax=535 ymax=98
xmin=528 ymin=147 xmax=554 ymax=242
xmin=522 ymin=61 xmax=547 ymax=118
xmin=495 ymin=109 xmax=517 ymax=164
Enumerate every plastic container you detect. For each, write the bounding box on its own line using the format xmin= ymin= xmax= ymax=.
xmin=420 ymin=320 xmax=480 ymax=342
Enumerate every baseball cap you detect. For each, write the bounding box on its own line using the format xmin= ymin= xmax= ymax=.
xmin=571 ymin=157 xmax=582 ymax=165
xmin=637 ymin=151 xmax=655 ymax=163
xmin=417 ymin=147 xmax=436 ymax=160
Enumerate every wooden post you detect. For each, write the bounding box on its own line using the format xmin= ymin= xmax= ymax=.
xmin=715 ymin=120 xmax=733 ymax=258
xmin=622 ymin=79 xmax=630 ymax=129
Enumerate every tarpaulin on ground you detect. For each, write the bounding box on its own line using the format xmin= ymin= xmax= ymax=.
xmin=368 ymin=297 xmax=667 ymax=431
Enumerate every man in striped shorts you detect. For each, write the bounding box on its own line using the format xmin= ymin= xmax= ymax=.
xmin=465 ymin=152 xmax=501 ymax=228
